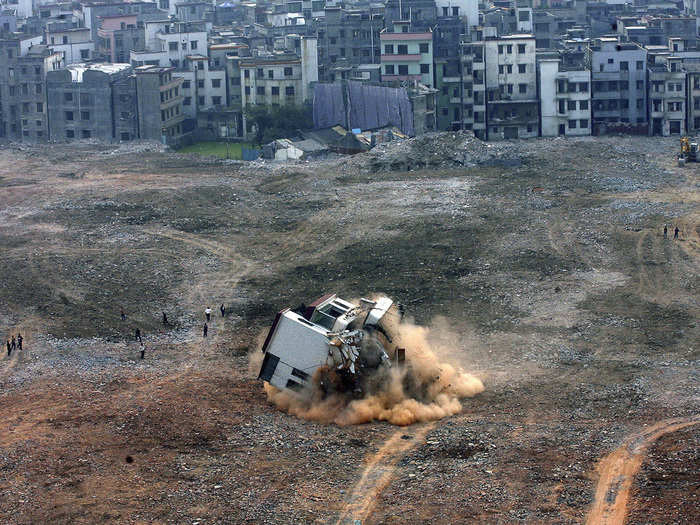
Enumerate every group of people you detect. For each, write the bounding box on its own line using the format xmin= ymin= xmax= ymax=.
xmin=663 ymin=225 xmax=681 ymax=239
xmin=5 ymin=333 xmax=23 ymax=357
xmin=202 ymin=304 xmax=226 ymax=338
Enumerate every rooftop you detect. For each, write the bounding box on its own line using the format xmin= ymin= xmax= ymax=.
xmin=67 ymin=62 xmax=131 ymax=82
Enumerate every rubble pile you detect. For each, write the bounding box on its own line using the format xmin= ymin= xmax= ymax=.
xmin=349 ymin=131 xmax=525 ymax=172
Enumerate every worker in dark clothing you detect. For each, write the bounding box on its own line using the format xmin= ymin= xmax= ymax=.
xmin=220 ymin=304 xmax=225 ymax=317
xmin=663 ymin=225 xmax=668 ymax=238
xmin=674 ymin=226 xmax=680 ymax=239
xmin=120 ymin=308 xmax=126 ymax=321
xmin=10 ymin=336 xmax=16 ymax=353
xmin=203 ymin=323 xmax=208 ymax=338
xmin=6 ymin=339 xmax=10 ymax=357
xmin=140 ymin=343 xmax=145 ymax=360
xmin=17 ymin=333 xmax=22 ymax=351
xmin=162 ymin=312 xmax=168 ymax=327
xmin=135 ymin=328 xmax=142 ymax=343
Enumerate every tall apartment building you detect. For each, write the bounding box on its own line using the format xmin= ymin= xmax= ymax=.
xmin=471 ymin=33 xmax=539 ymax=140
xmin=380 ymin=22 xmax=434 ymax=87
xmin=97 ymin=14 xmax=143 ymax=63
xmin=134 ymin=65 xmax=185 ymax=144
xmin=45 ymin=25 xmax=95 ymax=64
xmin=647 ymin=54 xmax=686 ymax=135
xmin=587 ymin=38 xmax=647 ymax=133
xmin=685 ymin=63 xmax=700 ymax=133
xmin=315 ymin=5 xmax=384 ymax=82
xmin=46 ymin=63 xmax=138 ymax=141
xmin=538 ymin=56 xmax=591 ymax=136
xmin=0 ymin=40 xmax=63 ymax=140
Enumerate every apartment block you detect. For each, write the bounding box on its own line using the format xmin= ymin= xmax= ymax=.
xmin=538 ymin=57 xmax=591 ymax=136
xmin=134 ymin=65 xmax=185 ymax=144
xmin=46 ymin=63 xmax=137 ymax=141
xmin=587 ymin=38 xmax=647 ymax=133
xmin=380 ymin=22 xmax=433 ymax=87
xmin=648 ymin=55 xmax=686 ymax=135
xmin=0 ymin=40 xmax=63 ymax=141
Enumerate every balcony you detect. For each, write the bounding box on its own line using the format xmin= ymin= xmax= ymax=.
xmin=380 ymin=54 xmax=421 ymax=62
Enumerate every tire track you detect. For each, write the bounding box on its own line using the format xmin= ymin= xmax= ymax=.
xmin=335 ymin=423 xmax=435 ymax=525
xmin=586 ymin=415 xmax=700 ymax=525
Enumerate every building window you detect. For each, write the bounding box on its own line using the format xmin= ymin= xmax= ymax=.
xmin=518 ymin=64 xmax=526 ymax=73
xmin=80 ymin=93 xmax=91 ymax=105
xmin=191 ymin=40 xmax=197 ymax=50
xmin=244 ymin=70 xmax=250 ymax=79
xmin=558 ymin=100 xmax=565 ymax=114
xmin=498 ymin=45 xmax=504 ymax=54
xmin=80 ymin=49 xmax=89 ymax=60
xmin=198 ymin=80 xmax=204 ymax=88
xmin=82 ymin=130 xmax=91 ymax=138
xmin=419 ymin=43 xmax=429 ymax=53
xmin=285 ymin=86 xmax=295 ymax=96
xmin=637 ymin=98 xmax=644 ymax=109
xmin=35 ymin=84 xmax=42 ymax=94
xmin=507 ymin=45 xmax=512 ymax=54
xmin=36 ymin=120 xmax=42 ymax=127
xmin=636 ymin=61 xmax=643 ymax=70
xmin=183 ymin=80 xmax=191 ymax=89
xmin=121 ymin=132 xmax=130 ymax=141
xmin=284 ymin=67 xmax=293 ymax=76
xmin=256 ymin=86 xmax=265 ymax=95
xmin=212 ymin=79 xmax=221 ymax=88
xmin=420 ymin=64 xmax=429 ymax=74
xmin=212 ymin=96 xmax=221 ymax=105
xmin=567 ymin=100 xmax=576 ymax=111
xmin=271 ymin=86 xmax=279 ymax=95
xmin=385 ymin=44 xmax=393 ymax=54
xmin=184 ymin=96 xmax=191 ymax=106
xmin=579 ymin=82 xmax=588 ymax=92
xmin=385 ymin=64 xmax=394 ymax=75
xmin=620 ymin=61 xmax=628 ymax=71
xmin=579 ymin=100 xmax=588 ymax=110
xmin=198 ymin=96 xmax=205 ymax=105
xmin=568 ymin=120 xmax=576 ymax=129
xmin=65 ymin=111 xmax=74 ymax=121
xmin=66 ymin=129 xmax=74 ymax=138
xmin=517 ymin=44 xmax=526 ymax=53
xmin=498 ymin=65 xmax=504 ymax=74
xmin=36 ymin=103 xmax=43 ymax=112
xmin=169 ymin=42 xmax=177 ymax=51
xmin=244 ymin=86 xmax=250 ymax=95
xmin=398 ymin=64 xmax=408 ymax=75
xmin=64 ymin=92 xmax=73 ymax=102
xmin=518 ymin=83 xmax=527 ymax=94
xmin=397 ymin=45 xmax=408 ymax=54
xmin=579 ymin=119 xmax=588 ymax=128
xmin=81 ymin=111 xmax=90 ymax=120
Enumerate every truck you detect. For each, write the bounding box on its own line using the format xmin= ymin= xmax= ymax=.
xmin=257 ymin=294 xmax=404 ymax=396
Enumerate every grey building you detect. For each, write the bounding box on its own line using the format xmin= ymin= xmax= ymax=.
xmin=134 ymin=65 xmax=185 ymax=144
xmin=587 ymin=38 xmax=647 ymax=133
xmin=46 ymin=63 xmax=137 ymax=142
xmin=0 ymin=41 xmax=63 ymax=141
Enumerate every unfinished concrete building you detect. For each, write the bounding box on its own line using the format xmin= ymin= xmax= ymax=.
xmin=46 ymin=63 xmax=137 ymax=142
xmin=135 ymin=65 xmax=185 ymax=144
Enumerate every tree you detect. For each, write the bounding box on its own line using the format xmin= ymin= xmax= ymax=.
xmin=244 ymin=104 xmax=313 ymax=144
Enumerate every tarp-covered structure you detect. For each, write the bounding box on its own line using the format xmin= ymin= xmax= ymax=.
xmin=313 ymin=82 xmax=414 ymax=136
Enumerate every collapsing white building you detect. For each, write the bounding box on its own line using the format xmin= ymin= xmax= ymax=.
xmin=258 ymin=294 xmax=401 ymax=394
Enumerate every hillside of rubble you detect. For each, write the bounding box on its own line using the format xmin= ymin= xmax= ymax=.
xmin=0 ymin=134 xmax=698 ymax=524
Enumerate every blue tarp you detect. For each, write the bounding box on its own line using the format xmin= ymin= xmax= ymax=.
xmin=312 ymin=82 xmax=415 ymax=136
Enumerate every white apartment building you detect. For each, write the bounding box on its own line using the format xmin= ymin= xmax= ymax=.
xmin=380 ymin=22 xmax=433 ymax=88
xmin=45 ymin=27 xmax=94 ymax=64
xmin=539 ymin=58 xmax=592 ymax=136
xmin=472 ymin=33 xmax=538 ymax=140
xmin=648 ymin=55 xmax=686 ymax=135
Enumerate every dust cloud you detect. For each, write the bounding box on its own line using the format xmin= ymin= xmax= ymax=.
xmin=258 ymin=313 xmax=485 ymax=426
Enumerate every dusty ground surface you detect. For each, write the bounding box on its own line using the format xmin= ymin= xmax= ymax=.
xmin=0 ymin=135 xmax=698 ymax=524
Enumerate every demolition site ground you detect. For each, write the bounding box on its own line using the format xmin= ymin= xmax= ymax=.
xmin=0 ymin=135 xmax=698 ymax=524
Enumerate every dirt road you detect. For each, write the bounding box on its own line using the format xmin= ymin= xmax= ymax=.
xmin=586 ymin=416 xmax=700 ymax=525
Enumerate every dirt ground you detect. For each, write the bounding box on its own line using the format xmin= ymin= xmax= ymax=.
xmin=0 ymin=135 xmax=698 ymax=524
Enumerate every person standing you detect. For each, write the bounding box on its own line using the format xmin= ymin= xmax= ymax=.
xmin=10 ymin=336 xmax=16 ymax=354
xmin=663 ymin=225 xmax=668 ymax=238
xmin=135 ymin=328 xmax=142 ymax=343
xmin=674 ymin=226 xmax=680 ymax=239
xmin=17 ymin=333 xmax=22 ymax=351
xmin=162 ymin=312 xmax=168 ymax=327
xmin=203 ymin=323 xmax=208 ymax=338
xmin=205 ymin=307 xmax=212 ymax=322
xmin=220 ymin=304 xmax=225 ymax=317
xmin=120 ymin=308 xmax=126 ymax=321
xmin=6 ymin=339 xmax=10 ymax=357
xmin=140 ymin=343 xmax=145 ymax=360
